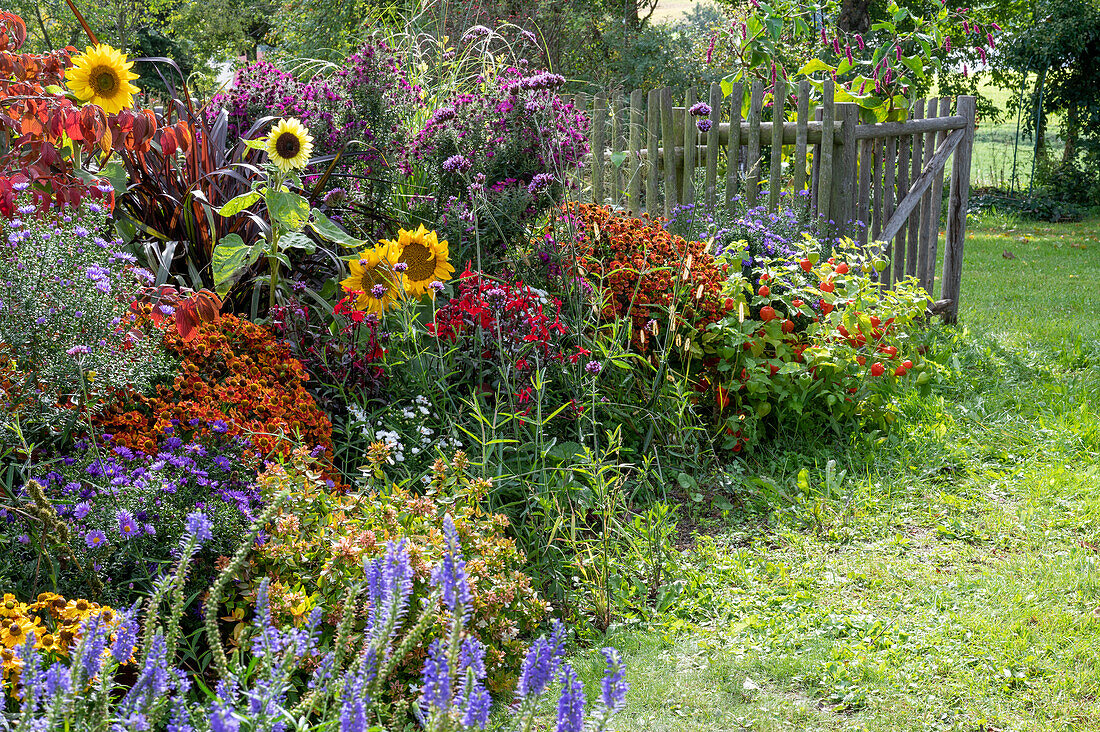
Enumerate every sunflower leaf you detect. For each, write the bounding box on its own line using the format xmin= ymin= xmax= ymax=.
xmin=265 ymin=189 xmax=310 ymax=231
xmin=218 ymin=191 xmax=261 ymax=217
xmin=281 ymin=232 xmax=316 ymax=253
xmin=242 ymin=138 xmax=268 ymax=151
xmin=212 ymin=233 xmax=267 ymax=297
xmin=309 ymin=210 xmax=368 ymax=249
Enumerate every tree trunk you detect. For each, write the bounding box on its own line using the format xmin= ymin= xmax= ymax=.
xmin=1062 ymin=100 xmax=1078 ymax=164
xmin=837 ymin=0 xmax=873 ymax=33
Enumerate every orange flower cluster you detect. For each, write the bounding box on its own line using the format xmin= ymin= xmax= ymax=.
xmin=96 ymin=311 xmax=333 ymax=461
xmin=566 ymin=203 xmax=731 ymax=351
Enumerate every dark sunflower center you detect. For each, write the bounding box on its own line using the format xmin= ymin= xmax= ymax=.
xmin=275 ymin=131 xmax=301 ymax=159
xmin=401 ymin=242 xmax=435 ymax=282
xmin=92 ymin=67 xmax=118 ymax=93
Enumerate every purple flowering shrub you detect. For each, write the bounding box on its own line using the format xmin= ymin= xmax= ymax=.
xmin=208 ymin=40 xmax=421 ymax=212
xmin=0 ymin=193 xmax=174 ymax=444
xmin=403 ymin=63 xmax=588 ymax=257
xmin=9 ymin=428 xmax=257 ymax=606
xmin=0 ymin=508 xmax=629 ymax=731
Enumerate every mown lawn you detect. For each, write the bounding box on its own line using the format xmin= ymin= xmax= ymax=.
xmin=571 ymin=214 xmax=1100 ymax=731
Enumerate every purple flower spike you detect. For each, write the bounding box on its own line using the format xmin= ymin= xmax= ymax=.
xmin=555 ymin=663 xmax=585 ymax=732
xmin=431 ymin=515 xmax=470 ymax=617
xmin=600 ymin=647 xmax=628 ymax=712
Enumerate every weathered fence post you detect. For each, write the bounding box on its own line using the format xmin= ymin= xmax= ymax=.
xmin=659 ymin=87 xmax=676 ymax=218
xmin=833 ymin=102 xmax=859 ymax=237
xmin=705 ymin=82 xmax=722 ymax=210
xmin=816 ymin=80 xmax=835 ymax=225
xmin=682 ymin=87 xmax=697 ymax=206
xmin=724 ymin=82 xmax=743 ymax=213
xmin=591 ymin=91 xmax=607 ymax=205
xmin=940 ymin=95 xmax=976 ymax=324
xmin=628 ymin=89 xmax=643 ymax=214
xmin=768 ymin=77 xmax=786 ymax=211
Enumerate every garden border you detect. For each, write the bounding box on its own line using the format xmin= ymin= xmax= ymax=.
xmin=569 ymin=83 xmax=976 ymax=323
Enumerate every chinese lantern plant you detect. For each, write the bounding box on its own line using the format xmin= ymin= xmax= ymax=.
xmin=707 ymin=238 xmax=935 ymax=451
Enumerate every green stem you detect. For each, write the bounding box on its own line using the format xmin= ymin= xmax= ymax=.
xmin=268 ymin=228 xmax=281 ymax=317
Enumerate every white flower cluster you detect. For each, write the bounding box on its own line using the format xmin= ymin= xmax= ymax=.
xmin=349 ymin=395 xmax=461 ymax=469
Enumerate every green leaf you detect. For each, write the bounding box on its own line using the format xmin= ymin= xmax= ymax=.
xmin=243 ymin=138 xmax=268 ymax=151
xmin=212 ymin=234 xmax=266 ymax=297
xmin=309 ymin=210 xmax=368 ymax=249
xmin=797 ymin=59 xmax=834 ymax=76
xmin=217 ymin=191 xmax=261 ymax=217
xmin=265 ymin=189 xmax=311 ymax=232
xmin=281 ymin=232 xmax=316 ymax=253
xmin=98 ymin=161 xmax=129 ymax=193
xmin=676 ymin=472 xmax=698 ymax=490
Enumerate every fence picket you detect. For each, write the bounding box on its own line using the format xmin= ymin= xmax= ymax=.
xmin=746 ymin=81 xmax=763 ymax=205
xmin=915 ymin=97 xmax=937 ymax=285
xmin=882 ymin=135 xmax=896 ymax=285
xmin=941 ymin=96 xmax=976 ymax=323
xmin=893 ymin=133 xmax=910 ymax=285
xmin=871 ymin=139 xmax=883 ymax=242
xmin=659 ymin=88 xmax=676 ymax=217
xmin=834 ymin=102 xmax=859 ymax=235
xmin=857 ymin=138 xmax=873 ymax=247
xmin=923 ymin=97 xmax=952 ymax=293
xmin=705 ymin=82 xmax=722 ymax=210
xmin=646 ymin=89 xmax=659 ymax=215
xmin=905 ymin=99 xmax=925 ymax=276
xmin=683 ymin=87 xmax=697 ymax=206
xmin=591 ymin=91 xmax=607 ymax=205
xmin=725 ymin=82 xmax=743 ymax=212
xmin=628 ymin=90 xmax=643 ymax=214
xmin=610 ymin=94 xmax=623 ymax=207
xmin=793 ymin=79 xmax=810 ymax=192
xmin=768 ymin=78 xmax=786 ymax=211
xmin=817 ymin=80 xmax=835 ymax=224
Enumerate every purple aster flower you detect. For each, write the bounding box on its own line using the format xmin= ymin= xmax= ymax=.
xmin=370 ymin=283 xmax=388 ymax=298
xmin=85 ymin=529 xmax=107 ymax=548
xmin=74 ymin=501 xmax=92 ymax=519
xmin=429 ymin=281 xmax=445 ymax=292
xmin=210 ymin=420 xmax=229 ymax=434
xmin=117 ymin=510 xmax=140 ymax=539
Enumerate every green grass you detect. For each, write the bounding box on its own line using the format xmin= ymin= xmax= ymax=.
xmin=567 ymin=214 xmax=1100 ymax=731
xmin=955 ymin=76 xmax=1061 ymax=192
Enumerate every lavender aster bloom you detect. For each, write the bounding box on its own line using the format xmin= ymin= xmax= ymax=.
xmin=85 ymin=529 xmax=107 ymax=548
xmin=117 ymin=510 xmax=140 ymax=539
xmin=556 ymin=664 xmax=586 ymax=732
xmin=394 ymin=261 xmax=408 ymax=272
xmin=429 ymin=280 xmax=445 ymax=292
xmin=370 ymin=283 xmax=388 ymax=298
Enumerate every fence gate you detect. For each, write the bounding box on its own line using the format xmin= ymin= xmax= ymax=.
xmin=567 ymin=80 xmax=976 ymax=323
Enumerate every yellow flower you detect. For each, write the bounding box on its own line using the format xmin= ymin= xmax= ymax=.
xmin=265 ymin=118 xmax=313 ymax=173
xmin=1 ymin=617 xmax=37 ymax=649
xmin=340 ymin=243 xmax=403 ymax=316
xmin=64 ymin=44 xmax=140 ymax=115
xmin=383 ymin=225 xmax=455 ymax=300
xmin=61 ymin=598 xmax=95 ymax=623
xmin=0 ymin=595 xmax=23 ymax=619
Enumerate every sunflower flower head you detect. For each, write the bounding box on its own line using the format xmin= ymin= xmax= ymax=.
xmin=340 ymin=243 xmax=402 ymax=316
xmin=266 ymin=118 xmax=314 ymax=173
xmin=383 ymin=225 xmax=455 ymax=300
xmin=65 ymin=44 xmax=140 ymax=115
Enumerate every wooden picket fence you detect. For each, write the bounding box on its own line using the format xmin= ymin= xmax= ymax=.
xmin=567 ymin=80 xmax=976 ymax=322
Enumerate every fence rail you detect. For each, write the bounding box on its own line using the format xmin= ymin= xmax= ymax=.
xmin=567 ymin=81 xmax=976 ymax=322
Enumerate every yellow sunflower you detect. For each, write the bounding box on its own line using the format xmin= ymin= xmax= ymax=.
xmin=383 ymin=225 xmax=455 ymax=300
xmin=339 ymin=243 xmax=403 ymax=315
xmin=266 ymin=118 xmax=314 ymax=173
xmin=64 ymin=44 xmax=140 ymax=115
